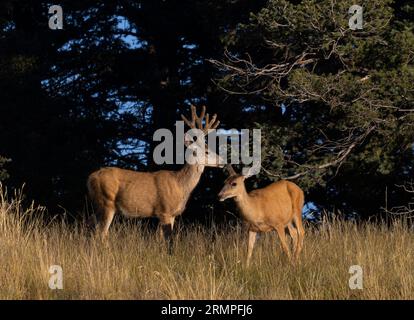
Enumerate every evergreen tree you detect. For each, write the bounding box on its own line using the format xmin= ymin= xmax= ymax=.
xmin=212 ymin=0 xmax=414 ymax=217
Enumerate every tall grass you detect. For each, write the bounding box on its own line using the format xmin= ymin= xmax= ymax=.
xmin=1 ymin=185 xmax=413 ymax=299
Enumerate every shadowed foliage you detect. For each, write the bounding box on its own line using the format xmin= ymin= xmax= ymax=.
xmin=0 ymin=0 xmax=413 ymax=221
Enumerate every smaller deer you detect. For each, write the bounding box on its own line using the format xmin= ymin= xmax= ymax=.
xmin=218 ymin=165 xmax=305 ymax=266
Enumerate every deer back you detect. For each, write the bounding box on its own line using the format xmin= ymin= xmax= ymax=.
xmin=88 ymin=167 xmax=197 ymax=218
xmin=241 ymin=180 xmax=303 ymax=226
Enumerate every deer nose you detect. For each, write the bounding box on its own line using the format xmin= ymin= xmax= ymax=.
xmin=218 ymin=191 xmax=225 ymax=201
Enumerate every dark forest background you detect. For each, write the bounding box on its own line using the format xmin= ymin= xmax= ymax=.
xmin=0 ymin=0 xmax=413 ymax=223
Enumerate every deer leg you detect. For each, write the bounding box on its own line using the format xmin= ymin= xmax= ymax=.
xmin=247 ymin=230 xmax=257 ymax=267
xmin=293 ymin=215 xmax=305 ymax=259
xmin=287 ymin=223 xmax=298 ymax=257
xmin=275 ymin=225 xmax=292 ymax=262
xmin=86 ymin=214 xmax=98 ymax=231
xmin=158 ymin=226 xmax=164 ymax=242
xmin=160 ymin=216 xmax=175 ymax=254
xmin=97 ymin=202 xmax=116 ymax=238
xmin=161 ymin=224 xmax=173 ymax=254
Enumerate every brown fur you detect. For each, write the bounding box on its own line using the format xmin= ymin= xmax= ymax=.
xmin=87 ymin=105 xmax=222 ymax=251
xmin=88 ymin=164 xmax=204 ymax=236
xmin=218 ymin=175 xmax=305 ymax=265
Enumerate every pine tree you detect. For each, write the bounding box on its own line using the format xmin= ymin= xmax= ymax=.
xmin=212 ymin=0 xmax=414 ymax=217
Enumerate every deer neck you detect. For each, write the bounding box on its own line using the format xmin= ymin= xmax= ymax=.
xmin=234 ymin=185 xmax=255 ymax=221
xmin=177 ymin=163 xmax=205 ymax=194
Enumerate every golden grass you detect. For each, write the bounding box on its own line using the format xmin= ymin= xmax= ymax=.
xmin=1 ymin=185 xmax=413 ymax=300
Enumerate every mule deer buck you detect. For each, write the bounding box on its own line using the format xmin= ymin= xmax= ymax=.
xmin=87 ymin=105 xmax=223 ymax=251
xmin=218 ymin=165 xmax=305 ymax=266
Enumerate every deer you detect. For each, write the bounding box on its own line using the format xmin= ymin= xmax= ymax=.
xmin=87 ymin=105 xmax=223 ymax=251
xmin=218 ymin=165 xmax=305 ymax=266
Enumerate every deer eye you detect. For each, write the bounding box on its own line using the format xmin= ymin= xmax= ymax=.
xmin=231 ymin=182 xmax=237 ymax=187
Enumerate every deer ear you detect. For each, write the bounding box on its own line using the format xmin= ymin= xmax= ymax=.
xmin=225 ymin=164 xmax=237 ymax=176
xmin=242 ymin=165 xmax=258 ymax=179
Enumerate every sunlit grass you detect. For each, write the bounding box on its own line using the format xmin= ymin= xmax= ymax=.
xmin=0 ymin=185 xmax=413 ymax=299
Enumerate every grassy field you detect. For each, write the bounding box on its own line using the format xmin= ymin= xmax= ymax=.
xmin=1 ymin=186 xmax=413 ymax=300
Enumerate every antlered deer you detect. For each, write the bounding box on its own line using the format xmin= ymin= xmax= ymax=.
xmin=218 ymin=165 xmax=305 ymax=266
xmin=87 ymin=105 xmax=223 ymax=250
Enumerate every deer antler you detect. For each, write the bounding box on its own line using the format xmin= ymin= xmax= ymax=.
xmin=181 ymin=105 xmax=220 ymax=134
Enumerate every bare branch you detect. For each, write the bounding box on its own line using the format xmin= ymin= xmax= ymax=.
xmin=262 ymin=126 xmax=375 ymax=180
xmin=384 ymin=182 xmax=414 ymax=218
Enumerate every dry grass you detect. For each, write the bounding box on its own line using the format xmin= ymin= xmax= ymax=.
xmin=1 ymin=185 xmax=414 ymax=300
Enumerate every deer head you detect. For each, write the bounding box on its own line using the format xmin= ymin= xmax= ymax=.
xmin=181 ymin=105 xmax=224 ymax=168
xmin=218 ymin=164 xmax=255 ymax=201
